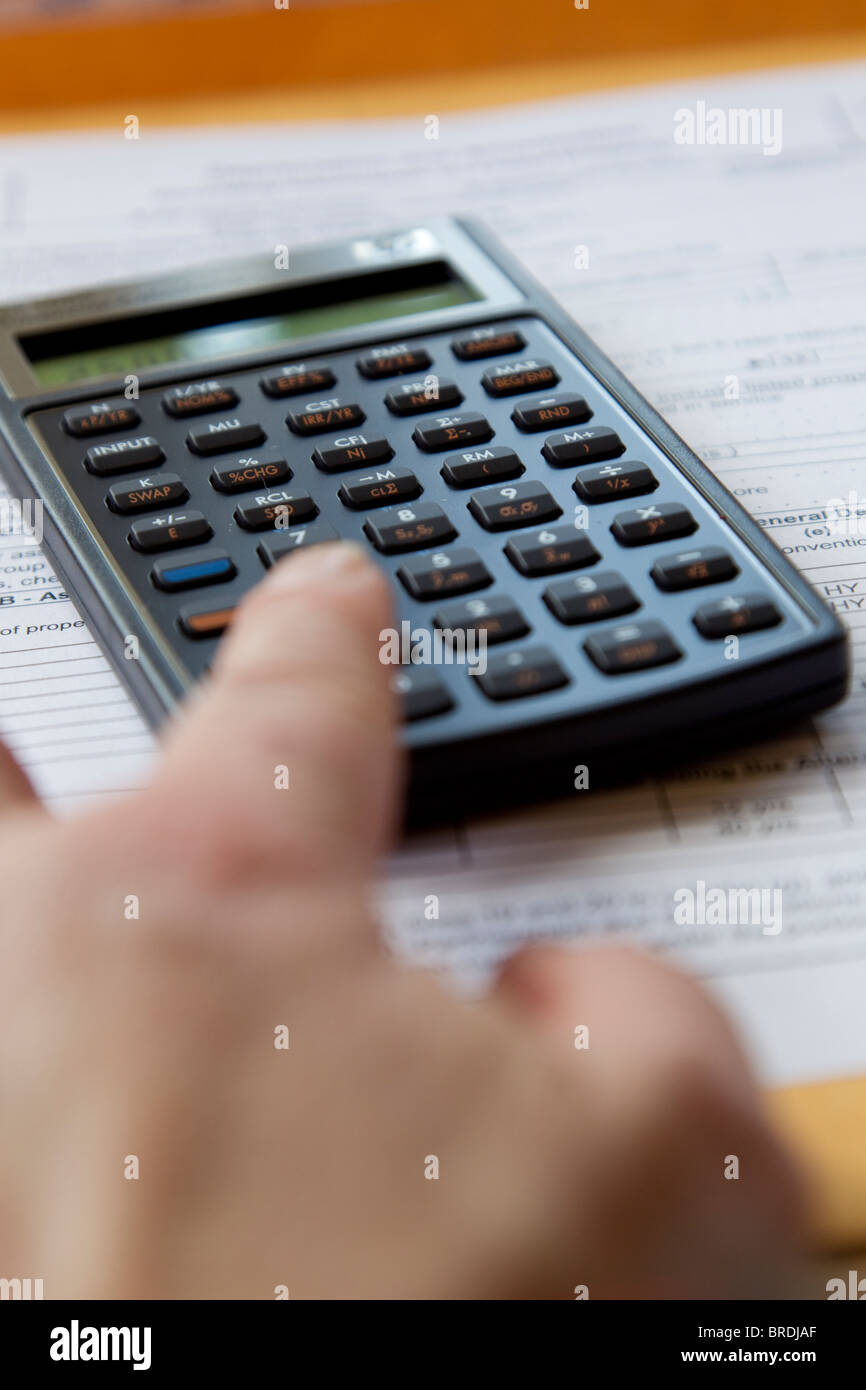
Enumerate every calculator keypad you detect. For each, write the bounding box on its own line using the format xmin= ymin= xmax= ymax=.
xmin=30 ymin=313 xmax=803 ymax=754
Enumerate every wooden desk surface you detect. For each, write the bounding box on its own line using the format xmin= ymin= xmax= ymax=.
xmin=2 ymin=24 xmax=866 ymax=1261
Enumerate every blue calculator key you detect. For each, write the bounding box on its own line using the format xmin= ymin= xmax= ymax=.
xmin=151 ymin=549 xmax=236 ymax=592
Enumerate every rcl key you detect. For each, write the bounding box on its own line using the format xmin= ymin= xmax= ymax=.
xmin=234 ymin=491 xmax=318 ymax=531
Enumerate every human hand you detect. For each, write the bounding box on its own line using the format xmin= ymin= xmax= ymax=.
xmin=0 ymin=543 xmax=810 ymax=1298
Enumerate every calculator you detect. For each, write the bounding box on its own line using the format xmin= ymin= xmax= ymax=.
xmin=0 ymin=219 xmax=848 ymax=818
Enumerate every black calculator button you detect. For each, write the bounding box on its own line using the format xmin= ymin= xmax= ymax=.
xmin=84 ymin=435 xmax=165 ymax=476
xmin=210 ymin=458 xmax=291 ymax=493
xmin=651 ymin=546 xmax=738 ymax=592
xmin=178 ymin=603 xmax=237 ymax=638
xmin=260 ymin=364 xmax=336 ymax=398
xmin=611 ymin=502 xmax=697 ymax=547
xmin=481 ymin=360 xmax=559 ymax=398
xmin=475 ymin=645 xmax=569 ymax=701
xmin=451 ymin=327 xmax=526 ymax=360
xmin=542 ymin=426 xmax=626 ymax=467
xmin=234 ymin=491 xmax=318 ymax=531
xmin=392 ymin=667 xmax=454 ymax=722
xmin=385 ymin=378 xmax=463 ymax=416
xmin=573 ymin=460 xmax=658 ymax=504
xmin=434 ymin=594 xmax=529 ymax=645
xmin=187 ymin=421 xmax=266 ymax=456
xmin=129 ymin=510 xmax=212 ymax=553
xmin=62 ymin=401 xmax=140 ymax=438
xmin=312 ymin=436 xmax=394 ymax=473
xmin=151 ymin=548 xmax=236 ymax=592
xmin=440 ymin=445 xmax=523 ymax=488
xmin=357 ymin=346 xmax=431 ymax=379
xmin=469 ymin=480 xmax=560 ymax=532
xmin=363 ymin=503 xmax=457 ymax=555
xmin=257 ymin=523 xmax=340 ymax=567
xmin=504 ymin=526 xmax=599 ymax=576
xmin=543 ymin=571 xmax=639 ymax=625
xmin=286 ymin=401 xmax=365 ymax=435
xmin=584 ymin=620 xmax=681 ymax=675
xmin=511 ymin=393 xmax=591 ymax=433
xmin=397 ymin=547 xmax=492 ymax=601
xmin=338 ymin=467 xmax=421 ymax=510
xmin=412 ymin=412 xmax=493 ymax=452
xmin=162 ymin=382 xmax=238 ymax=418
xmin=693 ymin=593 xmax=782 ymax=639
xmin=107 ymin=473 xmax=187 ymax=514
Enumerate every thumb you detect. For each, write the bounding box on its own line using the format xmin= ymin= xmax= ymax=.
xmin=149 ymin=541 xmax=401 ymax=884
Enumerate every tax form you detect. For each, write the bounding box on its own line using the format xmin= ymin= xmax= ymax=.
xmin=1 ymin=59 xmax=865 ymax=1084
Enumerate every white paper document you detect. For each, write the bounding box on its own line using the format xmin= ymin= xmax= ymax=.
xmin=1 ymin=60 xmax=865 ymax=1084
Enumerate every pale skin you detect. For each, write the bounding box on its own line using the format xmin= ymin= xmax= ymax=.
xmin=0 ymin=541 xmax=811 ymax=1298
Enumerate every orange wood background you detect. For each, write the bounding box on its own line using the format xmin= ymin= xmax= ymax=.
xmin=1 ymin=0 xmax=865 ymax=116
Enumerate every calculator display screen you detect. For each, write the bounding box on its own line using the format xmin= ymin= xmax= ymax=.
xmin=21 ymin=263 xmax=480 ymax=389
